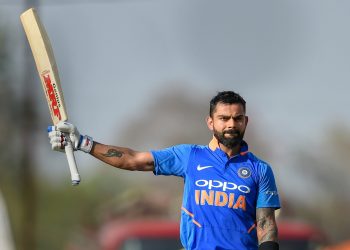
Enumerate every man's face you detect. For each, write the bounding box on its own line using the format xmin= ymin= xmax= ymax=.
xmin=207 ymin=102 xmax=248 ymax=149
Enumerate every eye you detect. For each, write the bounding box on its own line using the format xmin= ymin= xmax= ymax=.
xmin=219 ymin=116 xmax=229 ymax=121
xmin=234 ymin=115 xmax=245 ymax=122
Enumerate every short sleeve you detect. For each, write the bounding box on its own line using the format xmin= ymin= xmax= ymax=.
xmin=256 ymin=162 xmax=281 ymax=209
xmin=151 ymin=144 xmax=193 ymax=177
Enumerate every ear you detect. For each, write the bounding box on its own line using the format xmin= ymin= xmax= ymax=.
xmin=206 ymin=115 xmax=214 ymax=131
xmin=245 ymin=115 xmax=249 ymax=126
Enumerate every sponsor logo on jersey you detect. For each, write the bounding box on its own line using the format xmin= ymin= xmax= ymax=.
xmin=194 ymin=179 xmax=250 ymax=211
xmin=197 ymin=165 xmax=214 ymax=171
xmin=195 ymin=179 xmax=250 ymax=193
xmin=238 ymin=167 xmax=251 ymax=178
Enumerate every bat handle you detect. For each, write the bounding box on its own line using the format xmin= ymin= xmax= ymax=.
xmin=64 ymin=142 xmax=80 ymax=185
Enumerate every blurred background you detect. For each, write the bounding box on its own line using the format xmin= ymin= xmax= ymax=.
xmin=1 ymin=0 xmax=350 ymax=249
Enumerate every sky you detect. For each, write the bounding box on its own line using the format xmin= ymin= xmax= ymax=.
xmin=1 ymin=0 xmax=350 ymax=187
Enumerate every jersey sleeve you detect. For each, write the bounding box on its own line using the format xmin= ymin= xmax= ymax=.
xmin=151 ymin=144 xmax=193 ymax=177
xmin=256 ymin=162 xmax=281 ymax=209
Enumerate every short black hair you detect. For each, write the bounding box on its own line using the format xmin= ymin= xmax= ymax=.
xmin=209 ymin=91 xmax=246 ymax=117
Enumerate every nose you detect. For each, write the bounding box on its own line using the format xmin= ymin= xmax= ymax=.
xmin=227 ymin=117 xmax=235 ymax=129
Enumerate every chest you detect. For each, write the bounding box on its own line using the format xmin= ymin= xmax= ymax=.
xmin=186 ymin=150 xmax=258 ymax=196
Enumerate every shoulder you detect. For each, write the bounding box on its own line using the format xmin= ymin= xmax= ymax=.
xmin=246 ymin=152 xmax=274 ymax=174
xmin=165 ymin=144 xmax=199 ymax=152
xmin=151 ymin=144 xmax=198 ymax=159
xmin=160 ymin=144 xmax=206 ymax=152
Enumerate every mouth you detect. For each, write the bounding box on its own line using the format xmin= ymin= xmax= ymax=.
xmin=224 ymin=130 xmax=240 ymax=137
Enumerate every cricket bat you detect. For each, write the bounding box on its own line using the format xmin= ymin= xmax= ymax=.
xmin=20 ymin=8 xmax=80 ymax=185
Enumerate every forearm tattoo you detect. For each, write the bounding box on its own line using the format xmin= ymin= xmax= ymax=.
xmin=256 ymin=208 xmax=278 ymax=243
xmin=101 ymin=149 xmax=123 ymax=158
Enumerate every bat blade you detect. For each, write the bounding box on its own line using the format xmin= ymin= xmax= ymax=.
xmin=20 ymin=8 xmax=67 ymax=125
xmin=20 ymin=8 xmax=80 ymax=185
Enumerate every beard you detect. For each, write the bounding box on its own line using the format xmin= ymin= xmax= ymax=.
xmin=213 ymin=128 xmax=245 ymax=149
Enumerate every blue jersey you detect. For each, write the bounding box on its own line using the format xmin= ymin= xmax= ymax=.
xmin=151 ymin=138 xmax=280 ymax=250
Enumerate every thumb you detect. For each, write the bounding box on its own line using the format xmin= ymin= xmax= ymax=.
xmin=56 ymin=121 xmax=75 ymax=133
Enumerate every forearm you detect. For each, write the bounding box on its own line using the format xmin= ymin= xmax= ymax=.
xmin=256 ymin=208 xmax=278 ymax=244
xmin=89 ymin=141 xmax=154 ymax=171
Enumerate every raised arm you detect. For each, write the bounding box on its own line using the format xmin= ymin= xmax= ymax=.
xmin=48 ymin=122 xmax=155 ymax=172
xmin=90 ymin=142 xmax=154 ymax=171
xmin=256 ymin=207 xmax=279 ymax=249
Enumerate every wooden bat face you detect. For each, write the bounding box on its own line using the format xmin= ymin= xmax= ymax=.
xmin=20 ymin=8 xmax=68 ymax=125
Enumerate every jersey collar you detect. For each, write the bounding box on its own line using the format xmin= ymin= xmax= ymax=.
xmin=208 ymin=136 xmax=249 ymax=156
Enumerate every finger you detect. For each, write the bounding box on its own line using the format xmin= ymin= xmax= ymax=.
xmin=48 ymin=130 xmax=62 ymax=139
xmin=49 ymin=132 xmax=67 ymax=146
xmin=51 ymin=142 xmax=65 ymax=151
xmin=50 ymin=136 xmax=63 ymax=144
xmin=56 ymin=121 xmax=74 ymax=133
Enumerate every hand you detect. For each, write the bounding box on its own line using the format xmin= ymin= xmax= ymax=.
xmin=48 ymin=121 xmax=93 ymax=153
xmin=48 ymin=121 xmax=80 ymax=151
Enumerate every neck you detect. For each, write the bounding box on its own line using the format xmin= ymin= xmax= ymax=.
xmin=218 ymin=143 xmax=241 ymax=158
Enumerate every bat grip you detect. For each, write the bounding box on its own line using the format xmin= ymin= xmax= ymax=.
xmin=64 ymin=142 xmax=80 ymax=185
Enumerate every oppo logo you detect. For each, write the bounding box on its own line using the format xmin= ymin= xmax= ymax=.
xmin=195 ymin=179 xmax=250 ymax=194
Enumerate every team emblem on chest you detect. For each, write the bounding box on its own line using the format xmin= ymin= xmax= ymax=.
xmin=238 ymin=167 xmax=251 ymax=178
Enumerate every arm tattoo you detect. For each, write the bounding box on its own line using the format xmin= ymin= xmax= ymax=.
xmin=101 ymin=149 xmax=123 ymax=158
xmin=256 ymin=208 xmax=278 ymax=243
